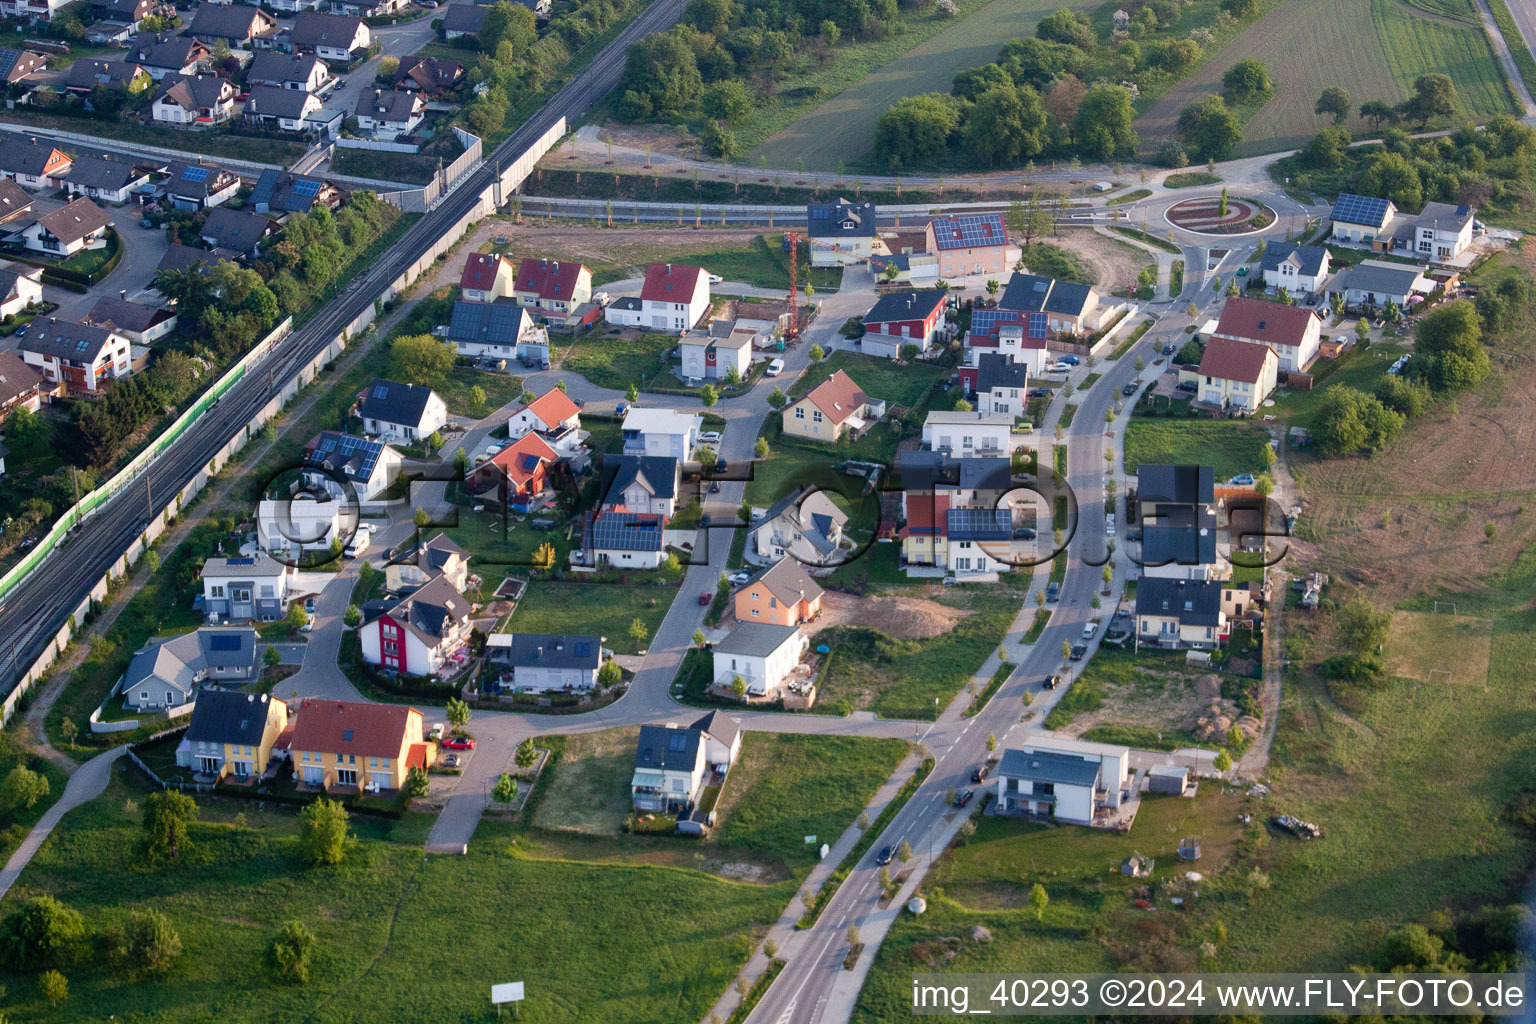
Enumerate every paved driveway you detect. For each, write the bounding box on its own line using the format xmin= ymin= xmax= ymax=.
xmin=49 ymin=217 xmax=171 ymax=321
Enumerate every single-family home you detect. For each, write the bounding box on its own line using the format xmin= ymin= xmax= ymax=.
xmin=162 ymin=161 xmax=241 ymax=211
xmin=995 ymin=735 xmax=1130 ymax=825
xmin=1329 ymin=192 xmax=1396 ymax=246
xmin=713 ymin=622 xmax=807 ymax=697
xmin=472 ymin=430 xmax=559 ymax=508
xmin=806 ymin=197 xmax=876 ymax=267
xmin=1260 ymin=242 xmax=1331 ymax=295
xmin=175 ymin=691 xmax=288 ymax=782
xmin=631 ymin=715 xmax=741 ymax=813
xmin=0 ymin=180 xmax=30 ymax=228
xmin=733 ymin=557 xmax=824 ymax=627
xmin=1211 ymin=296 xmax=1321 ymax=373
xmin=303 ymin=430 xmax=402 ymax=503
xmin=88 ymin=0 xmax=161 ymax=34
xmin=460 ymin=252 xmax=516 ymax=302
xmin=1413 ymin=201 xmax=1475 ymax=261
xmin=961 ymin=321 xmax=1049 ymax=388
xmin=487 ymin=633 xmax=604 ymax=693
xmin=1136 ymin=576 xmax=1226 ymax=649
xmin=0 ymin=262 xmax=43 ymax=319
xmin=358 ymin=378 xmax=447 ymax=443
xmin=747 ymin=486 xmax=848 ymax=567
xmin=924 ymin=212 xmax=1012 ymax=278
xmin=442 ymin=3 xmax=487 ymax=38
xmin=82 ymin=295 xmax=177 ymax=344
xmin=1182 ymin=335 xmax=1277 ymax=413
xmin=860 ymin=288 xmax=947 ymax=359
xmin=968 ymin=273 xmax=1108 ymax=345
xmin=16 ymin=319 xmax=131 ymax=397
xmin=599 ymin=453 xmax=680 ymax=517
xmin=151 ymin=72 xmax=239 ymax=126
xmin=505 ymin=386 xmax=581 ymax=442
xmin=922 ymin=409 xmax=1014 ymax=454
xmin=121 ymin=626 xmax=259 ymax=710
xmin=361 ymin=574 xmax=473 ymax=677
xmin=271 ymin=0 xmax=324 ymax=11
xmin=393 ymin=55 xmax=463 ymax=96
xmin=200 ymin=552 xmax=292 ymax=622
xmin=156 ymin=243 xmax=228 ymax=279
xmin=250 ymin=169 xmax=340 ymax=215
xmin=446 ymin=299 xmax=547 ymax=365
xmin=199 ymin=207 xmax=276 ymax=259
xmin=0 ymin=138 xmax=70 ymax=190
xmin=898 ymin=452 xmax=1012 ymax=516
xmin=0 ymin=48 xmax=44 ymax=86
xmin=383 ymin=533 xmax=469 ymax=595
xmin=1137 ymin=503 xmax=1219 ymax=581
xmin=63 ymin=156 xmax=149 ymax=205
xmin=66 ymin=58 xmax=150 ymax=97
xmin=289 ymin=698 xmax=433 ymax=792
xmin=190 ymin=4 xmax=277 ymax=48
xmin=868 ymin=251 xmax=939 ymax=286
xmin=257 ymin=494 xmax=357 ymax=556
xmin=1135 ymin=463 xmax=1214 ymax=520
xmin=580 ymin=509 xmax=667 ymax=569
xmin=782 ymin=369 xmax=883 ymax=443
xmin=127 ymin=33 xmax=211 ymax=80
xmin=974 ymin=352 xmax=1030 ymax=419
xmin=289 ymin=12 xmax=370 ymax=60
xmin=899 ymin=501 xmax=1017 ymax=577
xmin=678 ymin=327 xmax=751 ymax=381
xmin=621 ymin=406 xmax=701 ymax=460
xmin=247 ymin=50 xmax=330 ymax=92
xmin=243 ymin=84 xmax=323 ymax=131
xmin=620 ymin=262 xmax=710 ymax=333
xmin=0 ymin=349 xmax=44 ymax=423
xmin=10 ymin=196 xmax=112 ymax=257
xmin=355 ymin=88 xmax=424 ymax=139
xmin=1336 ymin=259 xmax=1432 ymax=309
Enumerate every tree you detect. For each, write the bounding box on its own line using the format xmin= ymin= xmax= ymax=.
xmin=820 ymin=18 xmax=840 ymax=45
xmin=0 ymin=765 xmax=48 ymax=812
xmin=492 ymin=773 xmax=519 ymax=804
xmin=896 ymin=839 xmax=913 ymax=862
xmin=389 ymin=333 xmax=455 ymax=386
xmin=965 ymin=84 xmax=1048 ymax=166
xmin=1222 ymin=58 xmax=1270 ymax=102
xmin=1336 ymin=596 xmax=1391 ymax=652
xmin=402 ymin=766 xmax=429 ymax=798
xmin=625 ymin=383 xmax=640 ymax=403
xmin=1213 ymin=749 xmax=1232 ymax=771
xmin=753 ymin=436 xmax=770 ymax=459
xmin=1028 ymin=882 xmax=1049 ymax=920
xmin=1315 ymin=86 xmax=1352 ymax=124
xmin=1062 ymin=639 xmax=1072 ymax=661
xmin=1221 ymin=0 xmax=1257 ymax=16
xmin=873 ymin=93 xmax=961 ymax=169
xmin=700 ymin=80 xmax=752 ymax=123
xmin=1074 ymin=84 xmax=1137 ymax=160
xmin=767 ymin=386 xmax=788 ymax=409
xmin=39 ymin=969 xmax=67 ymax=1005
xmin=531 ymin=541 xmax=556 ymax=571
xmin=0 ymin=897 xmax=85 ymax=971
xmin=143 ymin=790 xmax=198 ymax=864
xmin=1358 ymin=151 xmax=1423 ymax=211
xmin=112 ymin=910 xmax=181 ymax=978
xmin=479 ymin=0 xmax=536 ymax=55
xmin=1359 ymin=99 xmax=1399 ymax=128
xmin=1156 ymin=137 xmax=1189 ymax=168
xmin=285 ymin=601 xmax=309 ymax=632
xmin=1255 ymin=472 xmax=1274 ymax=499
xmin=1177 ymin=95 xmax=1243 ymax=159
xmin=878 ymin=866 xmax=893 ymax=892
xmin=445 ymin=697 xmax=471 ymax=730
xmin=628 ymin=618 xmax=650 ymax=647
xmin=1316 ymin=385 xmax=1403 ymax=455
xmin=298 ymin=798 xmax=351 ymax=867
xmin=59 ymin=718 xmax=78 ymax=750
xmin=514 ymin=737 xmax=537 ymax=769
xmin=1416 ymin=300 xmax=1489 ymax=392
xmin=1036 ymin=7 xmax=1094 ymax=49
xmin=694 ymin=445 xmax=717 ymax=467
xmin=807 ymin=344 xmax=825 ymax=363
xmin=985 ymin=731 xmax=997 ymax=752
xmin=846 ymin=923 xmax=861 ymax=946
xmin=1306 ymin=124 xmax=1351 ymax=169
xmin=1403 ymin=73 xmax=1455 ymax=127
xmin=264 ymin=921 xmax=316 ymax=985
xmin=469 ymin=384 xmax=487 ymax=411
xmin=700 ymin=384 xmax=718 ymax=408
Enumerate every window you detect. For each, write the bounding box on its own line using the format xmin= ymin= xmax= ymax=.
xmin=768 ymin=598 xmax=777 ymax=609
xmin=812 ymin=410 xmax=823 ymax=423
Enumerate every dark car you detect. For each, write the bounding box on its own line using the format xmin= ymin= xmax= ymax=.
xmin=1163 ymin=343 xmax=1176 ymax=355
xmin=1012 ymin=526 xmax=1037 ymax=541
xmin=1029 ymin=387 xmax=1055 ymax=399
xmin=955 ymin=789 xmax=976 ymax=808
xmin=1043 ymin=674 xmax=1061 ymax=690
xmin=715 ymin=458 xmax=728 ymax=473
xmin=875 ymin=845 xmax=894 ymax=865
xmin=697 ymin=591 xmax=711 ymax=605
xmin=709 ymin=481 xmax=721 ymax=493
xmin=1122 ymin=383 xmax=1136 ymax=396
xmin=1070 ymin=643 xmax=1087 ymax=661
xmin=1046 ymin=581 xmax=1061 ymax=602
xmin=970 ymin=765 xmax=990 ymax=784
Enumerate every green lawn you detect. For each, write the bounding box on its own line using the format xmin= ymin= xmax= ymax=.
xmin=1106 ymin=188 xmax=1153 ymax=206
xmin=1109 ymin=226 xmax=1182 ymax=254
xmin=438 ymin=504 xmax=575 ymax=574
xmin=1163 ymin=172 xmax=1223 ymax=188
xmin=790 ymin=351 xmax=944 ymax=411
xmin=561 ymin=332 xmax=673 ymax=391
xmin=508 ymin=581 xmax=674 ymax=654
xmin=1265 ymin=342 xmax=1406 ymax=432
xmin=435 ymin=366 xmax=526 ymax=418
xmin=1124 ymin=418 xmax=1271 ymax=480
xmin=743 ymin=442 xmax=840 ymax=507
xmin=0 ymin=112 xmax=306 ymax=165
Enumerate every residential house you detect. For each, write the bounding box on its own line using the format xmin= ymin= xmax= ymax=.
xmin=64 ymin=156 xmax=149 ymax=205
xmin=243 ymin=84 xmax=322 ymax=131
xmin=487 ymin=632 xmax=604 ymax=693
xmin=678 ymin=327 xmax=751 ymax=382
xmin=16 ymin=319 xmax=131 ymax=397
xmin=995 ymin=735 xmax=1130 ymax=825
xmin=580 ymin=509 xmax=667 ymax=569
xmin=961 ymin=321 xmax=1049 ymax=388
xmin=190 ymin=4 xmax=277 ymax=48
xmin=446 ymin=299 xmax=548 ymax=365
xmin=120 ymin=626 xmax=259 ymax=710
xmin=505 ymin=386 xmax=581 ymax=442
xmin=1137 ymin=504 xmax=1220 ymax=581
xmin=969 ymin=272 xmax=1106 ymax=342
xmin=175 ymin=691 xmax=288 ymax=782
xmin=271 ymin=0 xmax=324 ymax=12
xmin=631 ymin=715 xmax=741 ymax=813
xmin=733 ymin=557 xmax=823 ymax=627
xmin=126 ymin=33 xmax=211 ymax=81
xmin=0 ymin=138 xmax=70 ymax=189
xmin=899 ymin=501 xmax=1017 ymax=577
xmin=393 ymin=55 xmax=462 ymax=96
xmin=747 ymin=486 xmax=848 ymax=567
xmin=459 ymin=252 xmax=516 ymax=302
xmin=303 ymin=430 xmax=402 ymax=503
xmin=250 ymin=169 xmax=340 ymax=215
xmin=355 ymin=88 xmax=424 ymax=139
xmin=0 ymin=349 xmax=44 ymax=423
xmin=1328 ymin=192 xmax=1396 ymax=246
xmin=1135 ymin=464 xmax=1214 ymax=520
xmin=66 ymin=58 xmax=150 ymax=98
xmin=897 ymin=450 xmax=1013 ymax=517
xmin=88 ymin=0 xmax=162 ymax=35
xmin=0 ymin=179 xmax=33 ymax=228
xmin=357 ymin=378 xmax=447 ymax=443
xmin=0 ymin=0 xmax=69 ymax=22
xmin=868 ymin=251 xmax=939 ymax=286
xmin=1181 ymin=335 xmax=1277 ymax=413
xmin=922 ymin=409 xmax=1014 ymax=454
xmin=621 ymin=407 xmax=701 ymax=460
xmin=598 ymin=453 xmax=680 ymax=517
xmin=1336 ymin=259 xmax=1432 ymax=309
xmin=256 ymin=494 xmax=357 ymax=556
xmin=713 ymin=622 xmax=807 ymax=697
xmin=383 ymin=532 xmax=469 ymax=593
xmin=633 ymin=263 xmax=709 ymax=333
xmin=9 ymin=196 xmax=112 ymax=257
xmin=805 ymin=197 xmax=876 ymax=267
xmin=0 ymin=263 xmax=43 ymax=319
xmin=1413 ymin=201 xmax=1475 ymax=261
xmin=289 ymin=12 xmax=371 ymax=60
xmin=247 ymin=50 xmax=329 ymax=92
xmin=82 ymin=295 xmax=177 ymax=344
xmin=156 ymin=242 xmax=227 ymax=278
xmin=163 ymin=160 xmax=241 ymax=211
xmin=152 ymin=72 xmax=239 ymax=126
xmin=974 ymin=352 xmax=1030 ymax=419
xmin=860 ymin=288 xmax=947 ymax=359
xmin=442 ymin=3 xmax=487 ymax=38
xmin=289 ymin=698 xmax=433 ymax=792
xmin=1260 ymin=242 xmax=1331 ymax=295
xmin=782 ymin=369 xmax=883 ymax=443
xmin=472 ymin=430 xmax=559 ymax=508
xmin=0 ymin=48 xmax=44 ymax=85
xmin=1136 ymin=576 xmax=1226 ymax=649
xmin=924 ymin=212 xmax=1012 ymax=278
xmin=200 ymin=552 xmax=292 ymax=622
xmin=361 ymin=574 xmax=473 ymax=677
xmin=1211 ymin=296 xmax=1322 ymax=373
xmin=199 ymin=207 xmax=276 ymax=259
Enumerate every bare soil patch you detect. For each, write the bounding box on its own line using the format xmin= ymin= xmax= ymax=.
xmin=1053 ymin=228 xmax=1153 ymax=294
xmin=802 ymin=590 xmax=968 ymax=639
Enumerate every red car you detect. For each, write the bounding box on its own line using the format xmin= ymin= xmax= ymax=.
xmin=697 ymin=590 xmax=711 ymax=605
xmin=442 ymin=736 xmax=475 ymax=750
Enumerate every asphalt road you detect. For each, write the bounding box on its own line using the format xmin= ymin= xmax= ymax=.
xmin=0 ymin=0 xmax=691 ymax=703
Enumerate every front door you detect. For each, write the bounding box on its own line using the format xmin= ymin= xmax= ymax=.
xmin=336 ymin=768 xmax=358 ymax=787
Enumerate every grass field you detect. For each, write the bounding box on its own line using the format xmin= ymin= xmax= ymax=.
xmin=562 ymin=332 xmax=673 ymax=390
xmin=1134 ymin=0 xmax=1517 ymax=157
xmin=791 ymin=351 xmax=944 ymax=410
xmin=509 ymin=581 xmax=674 ymax=654
xmin=1385 ymin=610 xmax=1492 ymax=686
xmin=1124 ymin=419 xmax=1271 ymax=480
xmin=436 ymin=365 xmax=526 ymax=417
xmin=1265 ymin=341 xmax=1407 ymax=432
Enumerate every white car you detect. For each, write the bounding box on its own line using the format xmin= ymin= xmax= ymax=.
xmin=766 ymin=358 xmax=784 ymax=376
xmin=1081 ymin=621 xmax=1100 ymax=640
xmin=707 ymin=273 xmax=723 ymax=285
xmin=697 ymin=431 xmax=722 ymax=445
xmin=728 ymin=572 xmax=750 ymax=585
xmin=1047 ymin=362 xmax=1072 ymax=374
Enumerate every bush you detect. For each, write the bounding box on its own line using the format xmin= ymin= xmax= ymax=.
xmin=107 ymin=909 xmax=181 ymax=978
xmin=0 ymin=896 xmax=85 ymax=971
xmin=264 ymin=921 xmax=316 ymax=985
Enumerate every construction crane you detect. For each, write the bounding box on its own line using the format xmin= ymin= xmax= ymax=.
xmin=781 ymin=231 xmax=880 ymax=344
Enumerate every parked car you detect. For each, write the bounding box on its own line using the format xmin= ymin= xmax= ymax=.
xmin=1082 ymin=620 xmax=1101 ymax=640
xmin=1043 ymin=673 xmax=1061 ymax=690
xmin=766 ymin=358 xmax=784 ymax=376
xmin=698 ymin=431 xmax=722 ymax=445
xmin=1013 ymin=527 xmax=1037 ymax=540
xmin=1122 ymin=383 xmax=1137 ymax=396
xmin=1163 ymin=343 xmax=1176 ymax=355
xmin=729 ymin=572 xmax=750 ymax=585
xmin=1070 ymin=642 xmax=1087 ymax=661
xmin=875 ymin=845 xmax=894 ymax=865
xmin=1029 ymin=387 xmax=1055 ymax=399
xmin=707 ymin=273 xmax=723 ymax=285
xmin=954 ymin=788 xmax=976 ymax=808
xmin=697 ymin=590 xmax=711 ymax=605
xmin=709 ymin=480 xmax=721 ymax=493
xmin=442 ymin=736 xmax=475 ymax=750
xmin=1230 ymin=473 xmax=1256 ymax=485
xmin=1046 ymin=581 xmax=1061 ymax=602
xmin=1176 ymin=381 xmax=1198 ymax=392
xmin=971 ymin=765 xmax=990 ymax=783
xmin=441 ymin=753 xmax=460 ymax=768
xmin=1059 ymin=355 xmax=1080 ymax=366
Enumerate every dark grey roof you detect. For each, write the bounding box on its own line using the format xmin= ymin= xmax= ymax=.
xmin=0 ymin=349 xmax=42 ymax=408
xmin=447 ymin=299 xmax=527 ymax=343
xmin=369 ymin=573 xmax=470 ymax=642
xmin=186 ymin=688 xmax=277 ymax=747
xmin=17 ymin=318 xmax=119 ymax=362
xmin=1140 ymin=516 xmax=1217 ymax=568
xmin=289 ymin=11 xmax=364 ymax=48
xmin=67 ymin=58 xmax=146 ymax=91
xmin=201 ymin=552 xmax=285 ymax=578
xmin=37 ymin=198 xmax=112 ymax=246
xmin=609 ymin=295 xmax=642 ymax=311
xmin=356 ymin=87 xmax=418 ymax=121
xmin=634 ymin=724 xmax=701 ymax=771
xmin=1136 ymin=577 xmax=1223 ymax=627
xmin=807 ymin=197 xmax=876 ymax=239
xmin=65 ymin=155 xmax=144 ymax=192
xmin=1136 ymin=464 xmax=1214 ymax=507
xmin=84 ymin=296 xmax=172 ymax=333
xmin=442 ymin=3 xmax=486 ymax=32
xmin=360 ymin=378 xmax=438 ymax=429
xmin=244 ymin=84 xmax=315 ymax=120
xmin=0 ymin=179 xmax=31 ymax=222
xmin=157 ymin=242 xmax=226 ymax=276
xmin=690 ymin=709 xmax=739 ymax=748
xmin=714 ymin=621 xmax=799 ymax=658
xmin=0 ymin=137 xmax=66 ymax=179
xmin=976 ymin=351 xmax=1028 ymax=392
xmin=1341 ymin=260 xmax=1426 ymax=296
xmin=200 ymin=207 xmax=273 ymax=254
xmin=197 ymin=626 xmax=259 ymax=669
xmin=420 ymin=532 xmax=466 ymax=573
xmin=306 ymin=430 xmax=389 ymax=482
xmin=248 ymin=50 xmax=323 ymax=87
xmin=190 ymin=4 xmax=274 ymax=40
xmin=1416 ymin=201 xmax=1474 ymax=233
xmin=583 ymin=510 xmax=665 ymax=552
xmin=1260 ymin=242 xmax=1327 ymax=278
xmin=897 ymin=450 xmax=1011 ymax=491
xmin=250 ymin=169 xmax=331 ymax=214
xmin=998 ymin=748 xmax=1101 ymax=787
xmin=504 ymin=632 xmax=601 ymax=670
xmin=127 ymin=32 xmax=205 ymax=70
xmin=164 ymin=160 xmax=237 ymax=201
xmin=1000 ymin=272 xmax=1094 ymax=317
xmin=863 ymin=288 xmax=945 ymax=325
xmin=602 ymin=454 xmax=679 ymax=503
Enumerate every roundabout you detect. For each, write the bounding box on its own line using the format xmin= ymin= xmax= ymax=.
xmin=1164 ymin=194 xmax=1276 ymax=236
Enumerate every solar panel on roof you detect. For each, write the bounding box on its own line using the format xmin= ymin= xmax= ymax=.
xmin=1028 ymin=312 xmax=1047 ymax=340
xmin=208 ymin=634 xmax=242 ymax=651
xmin=227 ymin=557 xmax=254 ymax=565
xmin=668 ymin=734 xmax=686 ymax=751
xmin=181 ymin=166 xmax=209 ymax=182
xmin=372 ymin=385 xmax=388 ymax=398
xmin=292 ymin=178 xmax=321 ymax=196
xmin=947 ymin=507 xmax=1012 ymax=540
xmin=310 ymin=433 xmax=381 ymax=479
xmin=1333 ymin=193 xmax=1390 ymax=227
xmin=342 ymin=728 xmax=354 ymax=742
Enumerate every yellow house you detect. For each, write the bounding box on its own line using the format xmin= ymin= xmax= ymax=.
xmin=1135 ymin=578 xmax=1227 ymax=650
xmin=783 ymin=369 xmax=881 ymax=443
xmin=1178 ymin=337 xmax=1278 ymax=413
xmin=176 ymin=690 xmax=289 ymax=783
xmin=290 ymin=698 xmax=433 ymax=792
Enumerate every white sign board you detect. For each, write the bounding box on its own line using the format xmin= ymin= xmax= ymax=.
xmin=803 ymin=835 xmax=817 ymax=844
xmin=492 ymin=982 xmax=525 ymax=1005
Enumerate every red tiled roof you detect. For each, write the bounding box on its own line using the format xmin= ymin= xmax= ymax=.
xmin=1197 ymin=336 xmax=1273 ymax=384
xmin=486 ymin=431 xmax=559 ymax=487
xmin=459 ymin=252 xmax=508 ymax=292
xmin=640 ymin=262 xmax=704 ymax=303
xmin=1214 ymin=297 xmax=1318 ymax=348
xmin=516 ymin=257 xmax=588 ymax=301
xmin=898 ymin=492 xmax=950 ymax=539
xmin=290 ymin=699 xmax=420 ymax=759
xmin=801 ymin=369 xmax=870 ymax=426
xmin=525 ymin=387 xmax=580 ymax=428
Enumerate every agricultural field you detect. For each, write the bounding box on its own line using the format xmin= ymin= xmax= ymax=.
xmin=1134 ymin=0 xmax=1516 ymax=156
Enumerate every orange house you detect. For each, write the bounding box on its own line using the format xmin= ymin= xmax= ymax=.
xmin=732 ymin=558 xmax=825 ymax=627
